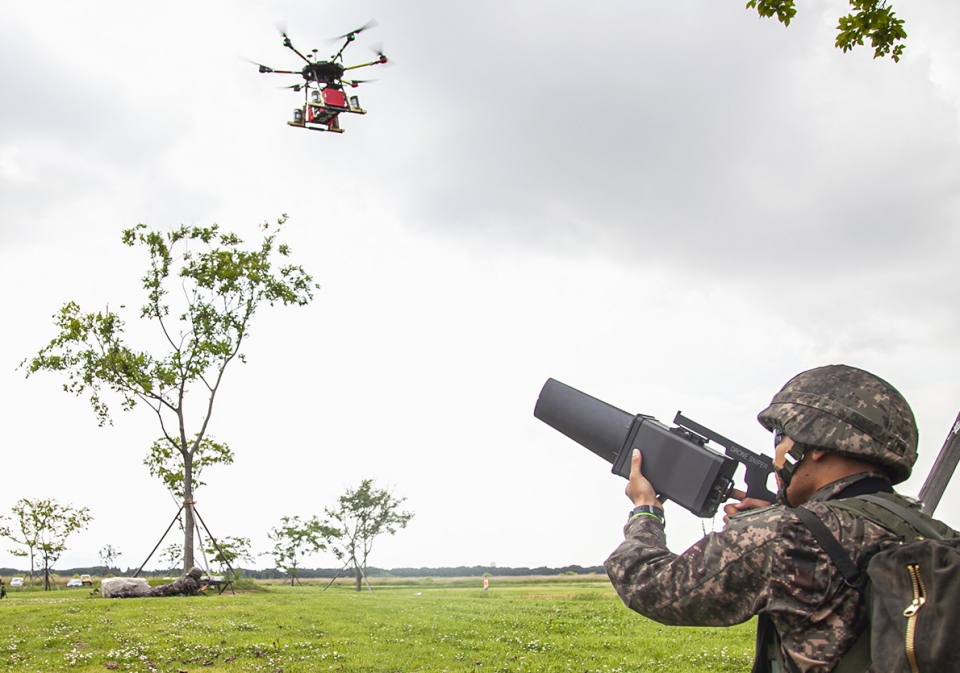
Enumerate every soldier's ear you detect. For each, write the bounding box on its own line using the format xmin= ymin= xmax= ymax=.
xmin=809 ymin=449 xmax=830 ymax=462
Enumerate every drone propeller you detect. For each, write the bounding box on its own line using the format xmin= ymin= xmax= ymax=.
xmin=342 ymin=78 xmax=375 ymax=87
xmin=368 ymin=43 xmax=390 ymax=65
xmin=273 ymin=20 xmax=291 ymax=47
xmin=326 ymin=19 xmax=379 ymax=44
xmin=243 ymin=58 xmax=294 ymax=74
xmin=327 ymin=19 xmax=378 ymax=62
xmin=243 ymin=57 xmax=272 ymax=72
xmin=273 ymin=21 xmax=311 ymax=63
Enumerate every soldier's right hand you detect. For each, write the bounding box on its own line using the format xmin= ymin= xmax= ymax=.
xmin=722 ymin=489 xmax=772 ymax=523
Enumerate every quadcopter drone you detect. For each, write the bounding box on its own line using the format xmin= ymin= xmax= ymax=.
xmin=252 ymin=20 xmax=388 ymax=133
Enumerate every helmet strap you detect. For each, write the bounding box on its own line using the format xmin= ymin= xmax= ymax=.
xmin=774 ymin=443 xmax=807 ymax=507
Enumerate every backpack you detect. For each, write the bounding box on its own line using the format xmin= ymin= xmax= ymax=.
xmin=793 ymin=493 xmax=960 ymax=673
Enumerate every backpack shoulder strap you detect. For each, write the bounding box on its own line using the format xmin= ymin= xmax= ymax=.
xmin=792 ymin=505 xmax=872 ymax=673
xmin=793 ymin=506 xmax=862 ymax=586
xmin=857 ymin=494 xmax=942 ymax=540
xmin=826 ymin=494 xmax=943 ymax=541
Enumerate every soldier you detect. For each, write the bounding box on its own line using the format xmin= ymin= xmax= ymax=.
xmin=146 ymin=566 xmax=205 ymax=597
xmin=112 ymin=567 xmax=205 ymax=598
xmin=604 ymin=364 xmax=956 ymax=673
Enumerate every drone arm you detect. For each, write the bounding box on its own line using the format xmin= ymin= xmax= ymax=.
xmin=342 ymin=58 xmax=387 ymax=71
xmin=289 ymin=47 xmax=311 ymax=63
xmin=281 ymin=35 xmax=312 ymax=64
xmin=332 ymin=38 xmax=352 ymax=63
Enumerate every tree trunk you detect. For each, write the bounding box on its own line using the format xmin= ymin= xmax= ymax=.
xmin=353 ymin=564 xmax=362 ymax=592
xmin=183 ymin=507 xmax=195 ymax=571
xmin=183 ymin=451 xmax=195 ymax=572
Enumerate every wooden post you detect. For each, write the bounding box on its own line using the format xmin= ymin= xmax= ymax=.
xmin=918 ymin=409 xmax=960 ymax=516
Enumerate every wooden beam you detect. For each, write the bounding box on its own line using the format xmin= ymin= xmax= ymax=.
xmin=918 ymin=409 xmax=960 ymax=515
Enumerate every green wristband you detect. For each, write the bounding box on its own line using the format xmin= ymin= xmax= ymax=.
xmin=628 ymin=505 xmax=665 ymax=525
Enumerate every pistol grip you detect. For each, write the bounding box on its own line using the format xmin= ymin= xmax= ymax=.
xmin=743 ymin=466 xmax=777 ymax=504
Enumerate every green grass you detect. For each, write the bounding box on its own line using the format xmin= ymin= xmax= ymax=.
xmin=0 ymin=576 xmax=755 ymax=672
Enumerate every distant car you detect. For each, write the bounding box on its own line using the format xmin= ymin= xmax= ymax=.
xmin=66 ymin=578 xmax=83 ymax=588
xmin=10 ymin=578 xmax=24 ymax=587
xmin=80 ymin=574 xmax=93 ymax=586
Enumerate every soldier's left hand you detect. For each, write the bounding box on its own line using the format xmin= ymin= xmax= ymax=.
xmin=626 ymin=449 xmax=663 ymax=508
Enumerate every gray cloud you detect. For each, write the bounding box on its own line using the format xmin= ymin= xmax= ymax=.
xmin=0 ymin=20 xmax=200 ymax=242
xmin=362 ymin=2 xmax=960 ymax=285
xmin=3 ymin=0 xmax=960 ymax=569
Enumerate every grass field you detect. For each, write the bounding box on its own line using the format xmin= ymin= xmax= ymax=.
xmin=0 ymin=576 xmax=755 ymax=672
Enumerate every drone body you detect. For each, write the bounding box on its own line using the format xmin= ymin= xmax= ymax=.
xmin=254 ymin=20 xmax=387 ymax=133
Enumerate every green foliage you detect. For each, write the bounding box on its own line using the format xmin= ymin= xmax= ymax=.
xmin=22 ymin=216 xmax=318 ymax=569
xmin=320 ymin=479 xmax=414 ymax=591
xmin=0 ymin=578 xmax=756 ymax=671
xmin=835 ymin=0 xmax=907 ymax=61
xmin=266 ymin=516 xmax=327 ymax=585
xmin=0 ymin=499 xmax=91 ymax=591
xmin=745 ymin=0 xmax=797 ymax=26
xmin=747 ymin=0 xmax=907 ymax=61
xmin=145 ymin=434 xmax=234 ymax=498
xmin=204 ymin=535 xmax=253 ymax=575
xmin=158 ymin=544 xmax=183 ymax=572
xmin=97 ymin=544 xmax=121 ymax=570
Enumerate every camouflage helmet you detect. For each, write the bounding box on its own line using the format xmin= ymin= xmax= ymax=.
xmin=757 ymin=364 xmax=918 ymax=483
xmin=187 ymin=567 xmax=203 ymax=580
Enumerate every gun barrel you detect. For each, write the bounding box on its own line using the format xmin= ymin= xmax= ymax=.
xmin=533 ymin=379 xmax=632 ymax=464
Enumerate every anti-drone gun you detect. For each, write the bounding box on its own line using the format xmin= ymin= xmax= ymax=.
xmin=533 ymin=378 xmax=777 ymax=518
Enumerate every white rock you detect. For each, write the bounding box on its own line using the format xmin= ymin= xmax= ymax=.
xmin=101 ymin=577 xmax=150 ymax=597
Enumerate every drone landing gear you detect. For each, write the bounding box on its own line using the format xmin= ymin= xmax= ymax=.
xmin=288 ymin=89 xmax=366 ymax=133
xmin=288 ymin=108 xmax=344 ymax=133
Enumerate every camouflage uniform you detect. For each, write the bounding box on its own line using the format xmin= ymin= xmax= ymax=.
xmin=606 ymin=364 xmax=960 ymax=672
xmin=604 ymin=472 xmax=912 ymax=672
xmin=145 ymin=567 xmax=204 ymax=597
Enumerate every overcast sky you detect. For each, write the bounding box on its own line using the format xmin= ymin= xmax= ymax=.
xmin=2 ymin=0 xmax=960 ymax=574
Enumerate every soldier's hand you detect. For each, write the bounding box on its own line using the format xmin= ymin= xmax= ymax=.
xmin=722 ymin=489 xmax=772 ymax=523
xmin=626 ymin=449 xmax=663 ymax=508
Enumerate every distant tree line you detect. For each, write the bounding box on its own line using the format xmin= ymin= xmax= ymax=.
xmin=1 ymin=563 xmax=606 ymax=579
xmin=376 ymin=564 xmax=606 ymax=577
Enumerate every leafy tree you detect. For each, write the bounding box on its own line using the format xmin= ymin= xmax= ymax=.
xmin=158 ymin=543 xmax=184 ymax=574
xmin=0 ymin=499 xmax=91 ymax=591
xmin=747 ymin=0 xmax=908 ymax=61
xmin=98 ymin=543 xmax=121 ymax=572
xmin=205 ymin=535 xmax=253 ymax=576
xmin=0 ymin=509 xmax=36 ymax=584
xmin=320 ymin=480 xmax=414 ymax=592
xmin=22 ymin=216 xmax=317 ymax=571
xmin=267 ymin=516 xmax=326 ymax=586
